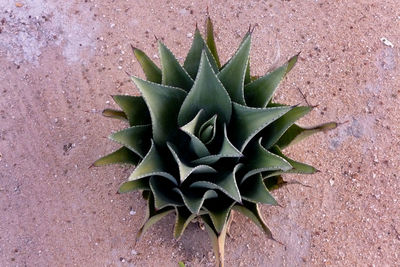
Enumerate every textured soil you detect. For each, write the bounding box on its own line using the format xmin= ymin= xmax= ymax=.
xmin=1 ymin=0 xmax=399 ymax=266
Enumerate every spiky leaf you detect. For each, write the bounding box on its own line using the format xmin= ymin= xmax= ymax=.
xmin=241 ymin=138 xmax=292 ymax=183
xmin=184 ymin=27 xmax=219 ymax=78
xmin=217 ymin=34 xmax=251 ymax=104
xmin=159 ymin=41 xmax=193 ymax=91
xmin=232 ymin=201 xmax=273 ymax=239
xmin=129 ymin=141 xmax=176 ymax=184
xmin=244 ymin=54 xmax=298 ymax=107
xmin=131 ymin=77 xmax=187 ymax=144
xmin=168 ymin=143 xmax=216 ymax=183
xmin=93 ymin=147 xmax=140 ymax=167
xmin=178 ymin=51 xmax=232 ymax=126
xmin=276 ymin=122 xmax=337 ymax=149
xmin=132 ymin=46 xmax=162 ymax=83
xmin=174 ymin=188 xmax=218 ymax=214
xmin=205 ymin=16 xmax=221 ymax=68
xmin=109 ymin=125 xmax=152 ymax=158
xmin=229 ymin=103 xmax=292 ymax=151
xmin=113 ymin=95 xmax=151 ymax=126
xmin=204 ymin=201 xmax=235 ymax=234
xmin=240 ymin=174 xmax=277 ymax=205
xmin=137 ymin=193 xmax=174 ymax=241
xmin=190 ymin=164 xmax=242 ymax=202
xmin=150 ymin=176 xmax=182 ymax=209
xmin=174 ymin=207 xmax=198 ymax=239
xmin=261 ymin=106 xmax=312 ymax=149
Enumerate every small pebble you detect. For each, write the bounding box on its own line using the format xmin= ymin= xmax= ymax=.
xmin=129 ymin=210 xmax=136 ymax=216
xmin=329 ymin=178 xmax=335 ymax=186
xmin=187 ymin=32 xmax=193 ymax=38
xmin=131 ymin=249 xmax=137 ymax=255
xmin=380 ymin=37 xmax=394 ymax=48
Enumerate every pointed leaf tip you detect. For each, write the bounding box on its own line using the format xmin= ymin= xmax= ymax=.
xmin=276 ymin=121 xmax=337 ymax=149
xmin=158 ymin=41 xmax=194 ymax=91
xmin=218 ymin=33 xmax=251 ymax=104
xmin=229 ymin=103 xmax=292 ymax=151
xmin=205 ymin=16 xmax=221 ymax=68
xmin=178 ymin=50 xmax=232 ymax=126
xmin=109 ymin=125 xmax=152 ymax=158
xmin=132 ymin=47 xmax=162 ymax=83
xmin=184 ymin=27 xmax=219 ymax=79
xmin=131 ymin=76 xmax=187 ymax=144
xmin=93 ymin=147 xmax=141 ymax=167
xmin=244 ymin=54 xmax=298 ymax=108
xmin=112 ymin=95 xmax=151 ymax=126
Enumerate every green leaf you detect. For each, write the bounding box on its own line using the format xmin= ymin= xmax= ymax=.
xmin=229 ymin=103 xmax=292 ymax=151
xmin=261 ymin=106 xmax=312 ymax=149
xmin=269 ymin=146 xmax=317 ymax=174
xmin=178 ymin=51 xmax=232 ymax=127
xmin=181 ymin=131 xmax=210 ymax=158
xmin=173 ymin=207 xmax=197 ymax=239
xmin=132 ymin=46 xmax=162 ymax=83
xmin=276 ymin=122 xmax=338 ymax=149
xmin=174 ymin=188 xmax=218 ymax=214
xmin=218 ymin=124 xmax=243 ymax=157
xmin=198 ymin=114 xmax=217 ymax=144
xmin=112 ymin=95 xmax=151 ymax=126
xmin=184 ymin=27 xmax=219 ymax=79
xmin=130 ymin=76 xmax=187 ymax=145
xmin=204 ymin=201 xmax=235 ymax=234
xmin=180 ymin=109 xmax=204 ymax=135
xmin=205 ymin=16 xmax=221 ymax=68
xmin=137 ymin=192 xmax=174 ymax=241
xmin=240 ymin=174 xmax=278 ymax=205
xmin=241 ymin=138 xmax=292 ymax=183
xmin=129 ymin=141 xmax=177 ymax=185
xmin=93 ymin=147 xmax=140 ymax=167
xmin=158 ymin=41 xmax=194 ymax=91
xmin=109 ymin=125 xmax=152 ymax=158
xmin=174 ymin=208 xmax=208 ymax=239
xmin=118 ymin=178 xmax=150 ymax=193
xmin=200 ymin=212 xmax=230 ymax=267
xmin=181 ymin=132 xmax=210 ymax=158
xmin=190 ymin=164 xmax=242 ymax=202
xmin=217 ymin=33 xmax=251 ymax=104
xmin=232 ymin=201 xmax=273 ymax=239
xmin=244 ymin=60 xmax=251 ymax=85
xmin=178 ymin=261 xmax=186 ymax=267
xmin=179 ymin=110 xmax=210 ymax=158
xmin=150 ymin=176 xmax=183 ymax=209
xmin=244 ymin=54 xmax=298 ymax=107
xmin=167 ymin=143 xmax=216 ymax=183
xmin=102 ymin=109 xmax=127 ymax=121
xmin=190 ymin=124 xmax=243 ymax=165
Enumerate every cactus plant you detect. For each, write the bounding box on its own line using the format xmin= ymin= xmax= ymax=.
xmin=94 ymin=17 xmax=336 ymax=267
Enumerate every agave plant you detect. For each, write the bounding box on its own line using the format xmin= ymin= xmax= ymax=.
xmin=94 ymin=17 xmax=336 ymax=266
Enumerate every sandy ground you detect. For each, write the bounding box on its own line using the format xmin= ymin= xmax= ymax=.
xmin=1 ymin=0 xmax=399 ymax=266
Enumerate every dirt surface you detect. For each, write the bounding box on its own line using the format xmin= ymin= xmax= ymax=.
xmin=1 ymin=0 xmax=399 ymax=266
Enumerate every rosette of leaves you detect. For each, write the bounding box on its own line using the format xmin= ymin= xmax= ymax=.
xmin=94 ymin=17 xmax=336 ymax=267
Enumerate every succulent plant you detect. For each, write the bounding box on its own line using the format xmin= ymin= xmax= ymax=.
xmin=94 ymin=17 xmax=336 ymax=267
